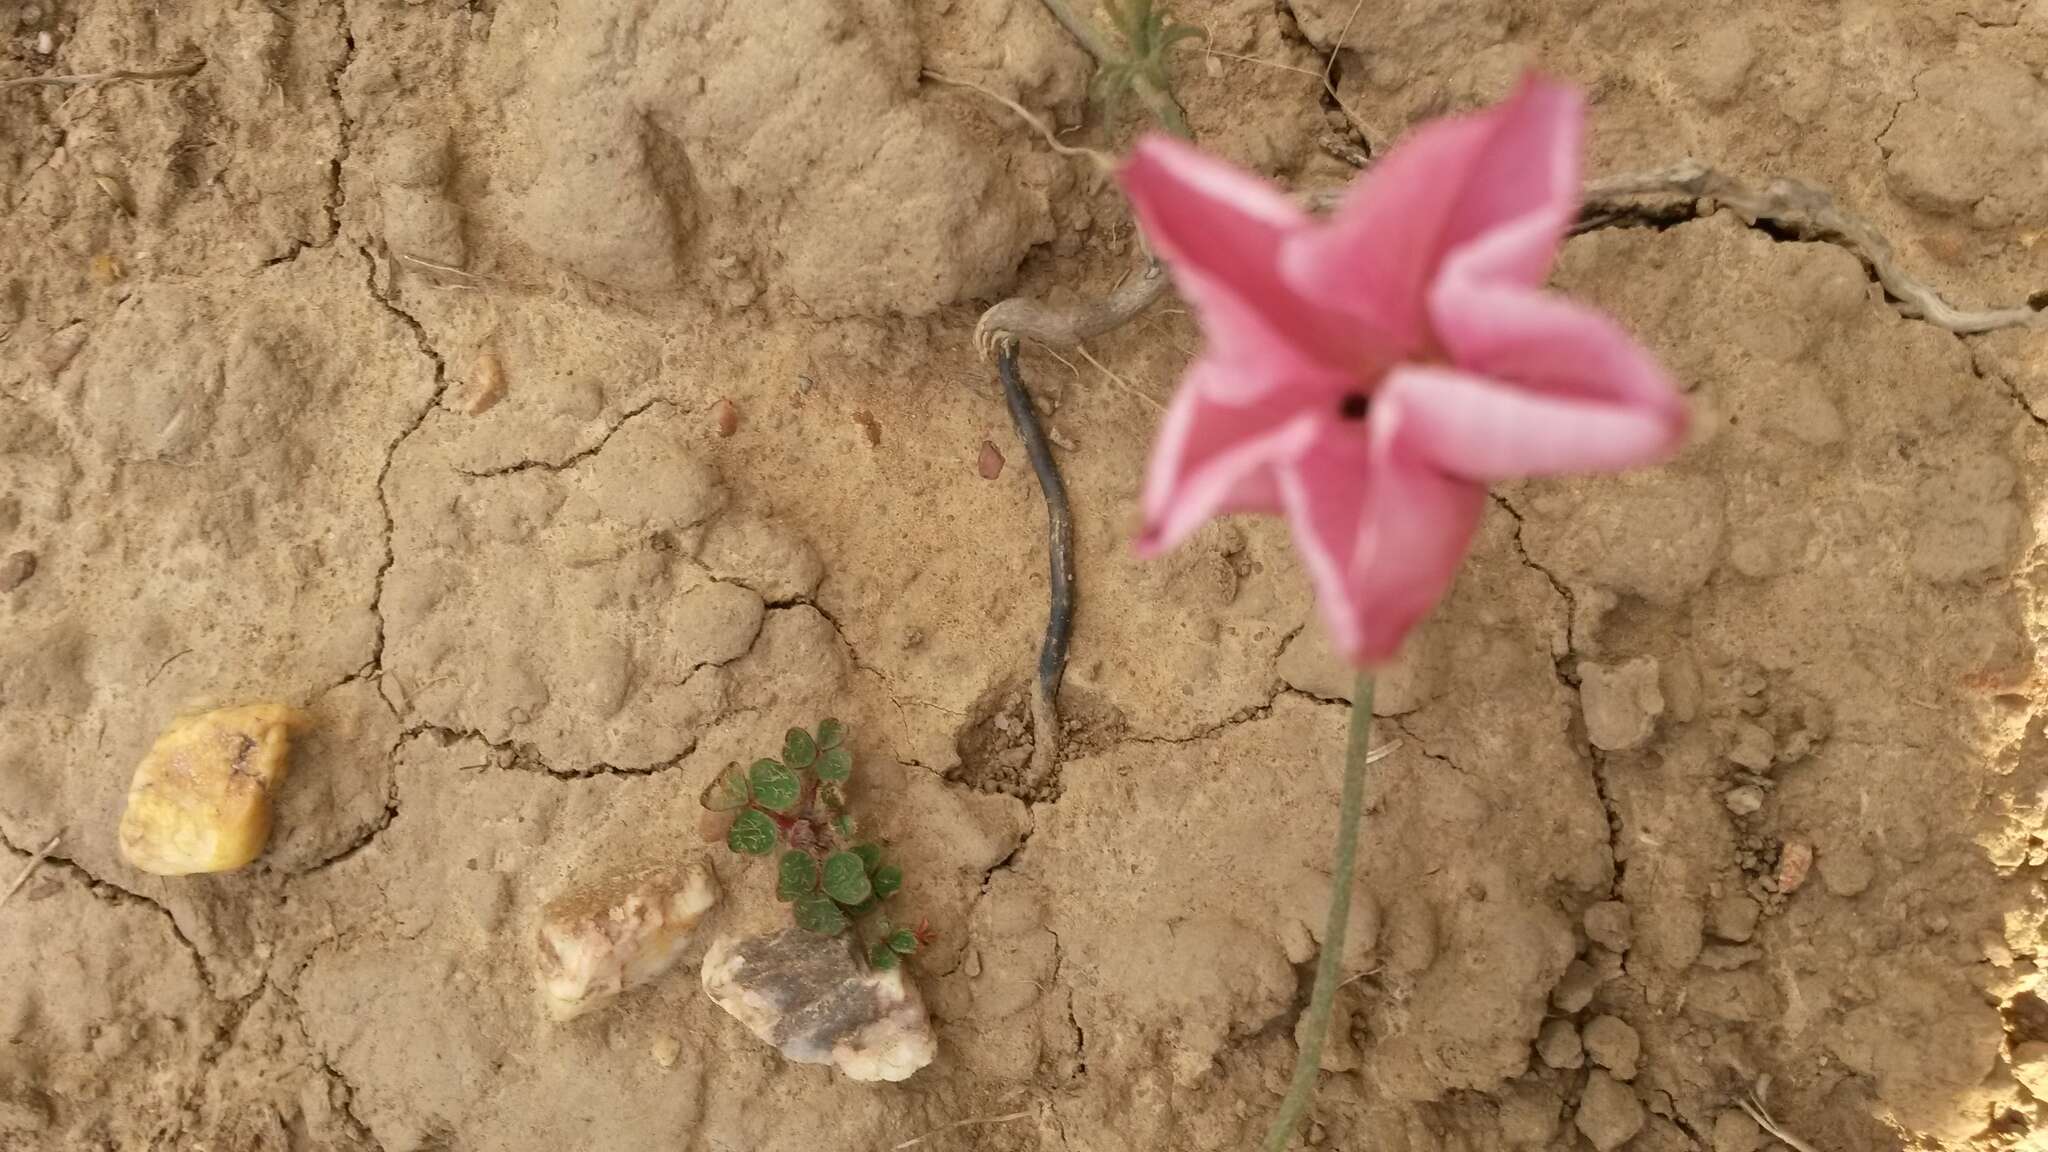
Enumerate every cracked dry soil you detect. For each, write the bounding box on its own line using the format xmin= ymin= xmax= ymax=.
xmin=4 ymin=1 xmax=2048 ymax=1150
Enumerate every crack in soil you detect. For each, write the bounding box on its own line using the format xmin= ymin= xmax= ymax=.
xmin=323 ymin=1 xmax=357 ymax=247
xmin=1967 ymin=334 xmax=2048 ymax=434
xmin=1484 ymin=494 xmax=1628 ymax=900
xmin=271 ymin=953 xmax=390 ymax=1152
xmin=453 ymin=397 xmax=675 ymax=478
xmin=356 ymin=242 xmax=449 ymax=693
xmin=0 ymin=828 xmax=222 ymax=999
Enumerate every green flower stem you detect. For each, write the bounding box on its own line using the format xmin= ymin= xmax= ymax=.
xmin=1131 ymin=75 xmax=1191 ymax=140
xmin=1263 ymin=671 xmax=1375 ymax=1151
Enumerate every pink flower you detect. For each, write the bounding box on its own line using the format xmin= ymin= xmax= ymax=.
xmin=1123 ymin=76 xmax=1687 ymax=665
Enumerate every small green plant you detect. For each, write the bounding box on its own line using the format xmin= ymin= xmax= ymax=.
xmin=702 ymin=720 xmax=933 ymax=970
xmin=1093 ymin=0 xmax=1202 ymax=132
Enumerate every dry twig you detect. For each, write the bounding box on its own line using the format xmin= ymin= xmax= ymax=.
xmin=1579 ymin=160 xmax=2041 ymax=335
xmin=0 ymin=835 xmax=61 ymax=912
xmin=890 ymin=1109 xmax=1034 ymax=1150
xmin=1736 ymin=1091 xmax=1822 ymax=1152
xmin=0 ymin=58 xmax=204 ymax=91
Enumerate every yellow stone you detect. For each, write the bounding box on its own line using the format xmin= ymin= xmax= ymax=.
xmin=117 ymin=703 xmax=306 ymax=876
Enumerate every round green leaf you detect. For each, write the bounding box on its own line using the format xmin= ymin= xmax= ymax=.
xmin=815 ymin=746 xmax=853 ymax=783
xmin=833 ymin=813 xmax=855 ymax=838
xmin=867 ymin=941 xmax=900 ymax=970
xmin=699 ymin=762 xmax=751 ymax=812
xmin=783 ymin=727 xmax=817 ymax=769
xmin=749 ymin=759 xmax=800 ymax=813
xmin=817 ymin=718 xmax=846 ymax=749
xmin=777 ymin=851 xmax=818 ymax=902
xmin=851 ymin=843 xmax=883 ymax=873
xmin=887 ymin=928 xmax=918 ymax=955
xmin=794 ymin=894 xmax=848 ymax=936
xmin=728 ymin=809 xmax=778 ymax=856
xmin=822 ymin=851 xmax=873 ymax=905
xmin=870 ymin=864 xmax=903 ymax=899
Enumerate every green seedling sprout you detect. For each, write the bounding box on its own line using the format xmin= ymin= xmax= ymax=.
xmin=702 ymin=720 xmax=932 ymax=970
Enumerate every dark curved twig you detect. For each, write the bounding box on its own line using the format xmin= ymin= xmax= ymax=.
xmin=996 ymin=342 xmax=1074 ymax=785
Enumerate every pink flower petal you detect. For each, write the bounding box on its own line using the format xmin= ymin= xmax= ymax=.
xmin=1280 ymin=116 xmax=1493 ymax=350
xmin=1433 ymin=77 xmax=1583 ymax=292
xmin=1120 ymin=136 xmax=1360 ymax=390
xmin=1282 ymin=76 xmax=1581 ymax=346
xmin=1418 ymin=282 xmax=1688 ymax=479
xmin=1277 ymin=419 xmax=1486 ymax=664
xmin=1381 ymin=363 xmax=1684 ymax=483
xmin=1137 ymin=361 xmax=1321 ymax=556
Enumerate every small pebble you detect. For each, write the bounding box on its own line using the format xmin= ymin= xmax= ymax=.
xmin=714 ymin=398 xmax=738 ymax=437
xmin=650 ymin=1033 xmax=680 ymax=1069
xmin=1536 ymin=1019 xmax=1583 ymax=1069
xmin=702 ymin=928 xmax=936 ymax=1082
xmin=1776 ymin=841 xmax=1814 ymax=893
xmin=1724 ymin=785 xmax=1765 ymax=816
xmin=118 ymin=704 xmax=307 ymax=875
xmin=35 ymin=30 xmax=53 ymax=55
xmin=458 ymin=351 xmax=505 ymax=416
xmin=977 ymin=439 xmax=1005 ymax=479
xmin=0 ymin=550 xmax=34 ymax=591
xmin=536 ymin=861 xmax=719 ymax=1022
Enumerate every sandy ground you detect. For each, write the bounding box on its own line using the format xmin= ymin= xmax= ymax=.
xmin=4 ymin=1 xmax=2048 ymax=1150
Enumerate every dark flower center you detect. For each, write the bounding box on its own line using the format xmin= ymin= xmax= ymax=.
xmin=1338 ymin=392 xmax=1371 ymax=422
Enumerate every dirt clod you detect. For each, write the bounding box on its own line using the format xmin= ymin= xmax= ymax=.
xmin=1580 ymin=657 xmax=1663 ymax=751
xmin=1583 ymin=901 xmax=1632 ymax=953
xmin=1551 ymin=958 xmax=1602 ymax=1014
xmin=1537 ymin=1019 xmax=1585 ymax=1070
xmin=1575 ymin=1072 xmax=1646 ymax=1152
xmin=1581 ymin=1015 xmax=1641 ymax=1080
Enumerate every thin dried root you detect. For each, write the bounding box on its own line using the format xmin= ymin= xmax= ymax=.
xmin=891 ymin=1109 xmax=1034 ymax=1151
xmin=0 ymin=835 xmax=61 ymax=913
xmin=923 ymin=70 xmax=1113 ymax=173
xmin=1579 ymin=160 xmax=2041 ymax=335
xmin=392 ymin=252 xmax=495 ymax=285
xmin=0 ymin=58 xmax=204 ymax=90
xmin=1075 ymin=343 xmax=1164 ymax=413
xmin=1736 ymin=1092 xmax=1821 ymax=1152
